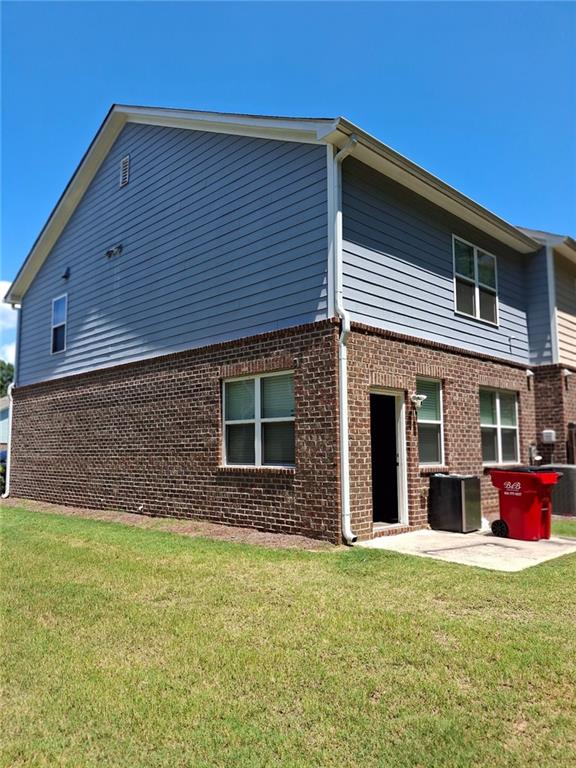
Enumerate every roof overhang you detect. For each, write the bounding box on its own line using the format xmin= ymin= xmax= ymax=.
xmin=319 ymin=119 xmax=539 ymax=254
xmin=4 ymin=105 xmax=541 ymax=304
xmin=519 ymin=227 xmax=576 ymax=265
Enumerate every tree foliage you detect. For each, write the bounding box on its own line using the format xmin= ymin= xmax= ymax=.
xmin=0 ymin=360 xmax=14 ymax=397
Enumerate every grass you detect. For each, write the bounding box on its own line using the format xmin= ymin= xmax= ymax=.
xmin=552 ymin=517 xmax=576 ymax=539
xmin=1 ymin=506 xmax=576 ymax=768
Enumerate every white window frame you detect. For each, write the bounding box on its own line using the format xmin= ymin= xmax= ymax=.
xmin=416 ymin=378 xmax=445 ymax=467
xmin=222 ymin=370 xmax=295 ymax=467
xmin=51 ymin=293 xmax=68 ymax=355
xmin=453 ymin=235 xmax=499 ymax=327
xmin=480 ymin=388 xmax=519 ymax=466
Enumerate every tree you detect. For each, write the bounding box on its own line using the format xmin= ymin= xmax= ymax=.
xmin=0 ymin=360 xmax=14 ymax=397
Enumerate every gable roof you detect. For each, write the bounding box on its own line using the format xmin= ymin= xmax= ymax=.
xmin=4 ymin=104 xmax=540 ymax=304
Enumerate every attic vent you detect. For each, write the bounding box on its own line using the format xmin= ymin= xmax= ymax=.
xmin=119 ymin=155 xmax=130 ymax=187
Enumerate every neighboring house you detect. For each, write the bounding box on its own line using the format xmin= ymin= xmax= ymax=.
xmin=3 ymin=105 xmax=575 ymax=542
xmin=0 ymin=396 xmax=9 ymax=449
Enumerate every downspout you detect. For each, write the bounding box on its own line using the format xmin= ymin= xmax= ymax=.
xmin=1 ymin=383 xmax=14 ymax=499
xmin=333 ymin=135 xmax=358 ymax=543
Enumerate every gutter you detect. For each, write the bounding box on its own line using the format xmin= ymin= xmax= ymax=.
xmin=322 ymin=118 xmax=539 ymax=255
xmin=1 ymin=383 xmax=14 ymax=499
xmin=331 ymin=135 xmax=358 ymax=544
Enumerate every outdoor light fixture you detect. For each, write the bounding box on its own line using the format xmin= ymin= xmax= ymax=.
xmin=105 ymin=244 xmax=123 ymax=259
xmin=562 ymin=369 xmax=573 ymax=378
xmin=410 ymin=393 xmax=428 ymax=409
xmin=526 ymin=369 xmax=534 ymax=378
xmin=62 ymin=267 xmax=71 ymax=281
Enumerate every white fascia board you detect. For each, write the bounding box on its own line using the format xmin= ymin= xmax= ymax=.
xmin=120 ymin=105 xmax=332 ymax=144
xmin=4 ymin=108 xmax=128 ymax=304
xmin=320 ymin=121 xmax=539 ymax=255
xmin=519 ymin=228 xmax=576 ymax=265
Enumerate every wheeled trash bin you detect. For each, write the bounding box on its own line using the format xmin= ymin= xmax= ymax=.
xmin=489 ymin=467 xmax=562 ymax=541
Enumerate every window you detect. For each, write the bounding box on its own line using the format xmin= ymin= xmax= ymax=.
xmin=453 ymin=237 xmax=498 ymax=324
xmin=223 ymin=372 xmax=295 ymax=466
xmin=416 ymin=378 xmax=444 ymax=465
xmin=480 ymin=389 xmax=519 ymax=465
xmin=51 ymin=295 xmax=67 ymax=354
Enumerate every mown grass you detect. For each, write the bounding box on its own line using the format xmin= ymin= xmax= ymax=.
xmin=1 ymin=506 xmax=576 ymax=768
xmin=552 ymin=517 xmax=576 ymax=539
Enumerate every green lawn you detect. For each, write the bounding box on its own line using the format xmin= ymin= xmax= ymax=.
xmin=2 ymin=507 xmax=576 ymax=768
xmin=552 ymin=517 xmax=576 ymax=539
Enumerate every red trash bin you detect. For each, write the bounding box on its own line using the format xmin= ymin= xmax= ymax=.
xmin=489 ymin=468 xmax=562 ymax=541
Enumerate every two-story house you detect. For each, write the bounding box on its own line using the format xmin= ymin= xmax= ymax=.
xmin=3 ymin=105 xmax=575 ymax=542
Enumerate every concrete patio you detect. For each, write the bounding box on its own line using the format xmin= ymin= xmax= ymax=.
xmin=359 ymin=529 xmax=576 ymax=571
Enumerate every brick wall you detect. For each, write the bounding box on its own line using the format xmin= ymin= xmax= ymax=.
xmin=11 ymin=316 xmax=557 ymax=544
xmin=347 ymin=324 xmax=537 ymax=540
xmin=10 ymin=321 xmax=342 ymax=542
xmin=534 ymin=364 xmax=576 ymax=464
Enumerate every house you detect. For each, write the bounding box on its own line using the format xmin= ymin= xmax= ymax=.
xmin=3 ymin=105 xmax=575 ymax=542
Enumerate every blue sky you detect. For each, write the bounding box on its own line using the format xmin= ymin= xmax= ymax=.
xmin=1 ymin=1 xmax=575 ymax=362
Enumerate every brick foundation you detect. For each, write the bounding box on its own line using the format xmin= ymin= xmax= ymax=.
xmin=10 ymin=321 xmax=342 ymax=542
xmin=534 ymin=364 xmax=576 ymax=464
xmin=10 ymin=318 xmax=550 ymax=543
xmin=347 ymin=324 xmax=537 ymax=540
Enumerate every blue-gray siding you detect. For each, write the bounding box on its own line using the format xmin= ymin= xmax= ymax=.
xmin=525 ymin=247 xmax=553 ymax=365
xmin=342 ymin=159 xmax=532 ymax=363
xmin=18 ymin=124 xmax=328 ymax=385
xmin=0 ymin=408 xmax=8 ymax=444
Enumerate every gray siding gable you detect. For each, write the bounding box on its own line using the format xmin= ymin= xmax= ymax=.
xmin=525 ymin=246 xmax=553 ymax=365
xmin=342 ymin=158 xmax=533 ymax=363
xmin=18 ymin=124 xmax=329 ymax=385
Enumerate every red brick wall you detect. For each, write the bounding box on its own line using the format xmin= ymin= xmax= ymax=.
xmin=11 ymin=317 xmax=554 ymax=543
xmin=10 ymin=321 xmax=342 ymax=542
xmin=534 ymin=364 xmax=576 ymax=464
xmin=347 ymin=325 xmax=536 ymax=540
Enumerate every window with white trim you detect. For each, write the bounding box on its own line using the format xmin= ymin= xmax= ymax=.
xmin=416 ymin=378 xmax=444 ymax=465
xmin=51 ymin=295 xmax=67 ymax=354
xmin=453 ymin=236 xmax=498 ymax=324
xmin=480 ymin=389 xmax=519 ymax=465
xmin=223 ymin=372 xmax=295 ymax=466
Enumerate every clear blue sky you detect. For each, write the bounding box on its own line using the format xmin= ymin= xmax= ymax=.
xmin=1 ymin=1 xmax=575 ymax=360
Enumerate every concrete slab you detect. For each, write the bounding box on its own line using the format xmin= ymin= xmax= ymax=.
xmin=358 ymin=529 xmax=576 ymax=572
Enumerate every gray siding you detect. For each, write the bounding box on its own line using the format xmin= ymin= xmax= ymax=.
xmin=0 ymin=408 xmax=8 ymax=444
xmin=18 ymin=124 xmax=328 ymax=385
xmin=342 ymin=159 xmax=532 ymax=363
xmin=525 ymin=247 xmax=553 ymax=365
